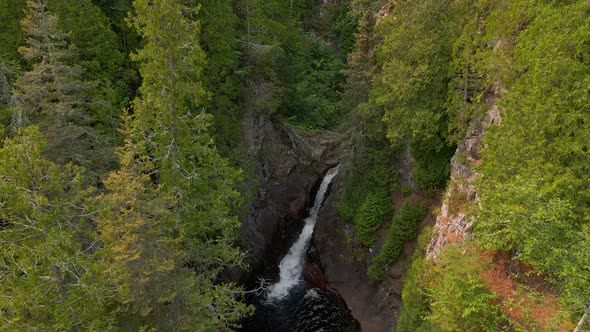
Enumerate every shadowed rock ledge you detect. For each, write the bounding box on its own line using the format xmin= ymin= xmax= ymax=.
xmin=236 ymin=110 xmax=337 ymax=285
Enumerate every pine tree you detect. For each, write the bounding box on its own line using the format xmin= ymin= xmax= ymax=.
xmin=198 ymin=0 xmax=243 ymax=154
xmin=47 ymin=0 xmax=129 ymax=136
xmin=129 ymin=0 xmax=244 ymax=261
xmin=0 ymin=0 xmax=26 ymax=124
xmin=93 ymin=0 xmax=251 ymax=328
xmin=96 ymin=133 xmax=208 ymax=330
xmin=0 ymin=126 xmax=115 ymax=331
xmin=344 ymin=9 xmax=376 ymax=108
xmin=11 ymin=0 xmax=116 ymax=183
xmin=477 ymin=0 xmax=590 ymax=318
xmin=0 ymin=0 xmax=25 ymax=66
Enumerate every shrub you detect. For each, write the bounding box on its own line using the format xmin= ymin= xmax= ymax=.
xmin=427 ymin=246 xmax=503 ymax=331
xmin=411 ymin=141 xmax=454 ymax=192
xmin=354 ymin=188 xmax=393 ymax=246
xmin=368 ymin=201 xmax=427 ymax=280
xmin=396 ymin=227 xmax=434 ymax=332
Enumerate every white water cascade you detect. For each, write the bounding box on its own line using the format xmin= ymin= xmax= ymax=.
xmin=267 ymin=166 xmax=340 ymax=300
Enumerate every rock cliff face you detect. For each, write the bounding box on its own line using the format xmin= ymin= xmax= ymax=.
xmin=426 ymin=82 xmax=502 ymax=258
xmin=312 ymin=175 xmax=401 ymax=332
xmin=238 ymin=110 xmax=337 ymax=284
xmin=239 ymin=110 xmax=408 ymax=330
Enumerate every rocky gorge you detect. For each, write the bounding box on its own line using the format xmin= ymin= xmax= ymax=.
xmin=236 ymin=109 xmax=423 ymax=331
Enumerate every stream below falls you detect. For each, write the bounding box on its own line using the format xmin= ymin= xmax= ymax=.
xmin=241 ymin=166 xmax=359 ymax=332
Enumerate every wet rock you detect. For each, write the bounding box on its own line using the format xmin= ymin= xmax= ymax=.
xmin=242 ymin=285 xmax=360 ymax=332
xmin=313 ymin=175 xmax=401 ymax=332
xmin=303 ymin=261 xmax=328 ymax=289
xmin=290 ymin=187 xmax=310 ymax=221
xmin=303 ymin=241 xmax=330 ymax=289
xmin=237 ymin=110 xmax=337 ymax=285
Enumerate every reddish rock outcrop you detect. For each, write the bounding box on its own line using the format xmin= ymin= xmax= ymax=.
xmin=426 ymin=82 xmax=503 ymax=258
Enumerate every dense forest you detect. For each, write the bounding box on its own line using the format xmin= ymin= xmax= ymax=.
xmin=0 ymin=0 xmax=588 ymax=331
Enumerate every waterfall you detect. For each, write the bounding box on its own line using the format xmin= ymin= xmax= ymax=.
xmin=267 ymin=166 xmax=340 ymax=300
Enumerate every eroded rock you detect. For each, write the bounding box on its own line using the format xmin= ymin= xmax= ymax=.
xmin=237 ymin=110 xmax=338 ymax=285
xmin=426 ymin=83 xmax=503 ymax=259
xmin=313 ymin=175 xmax=401 ymax=332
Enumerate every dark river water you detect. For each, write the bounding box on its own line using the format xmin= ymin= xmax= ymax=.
xmin=241 ymin=282 xmax=359 ymax=332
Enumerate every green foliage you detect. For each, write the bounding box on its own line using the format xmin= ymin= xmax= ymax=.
xmin=197 ymin=0 xmax=259 ymax=217
xmin=371 ymin=0 xmax=465 ymax=146
xmin=336 ymin=105 xmax=397 ymax=232
xmin=235 ymin=0 xmax=298 ymax=114
xmin=368 ymin=201 xmax=427 ymax=280
xmin=236 ymin=0 xmax=348 ymax=129
xmin=284 ymin=34 xmax=346 ymax=128
xmin=0 ymin=0 xmax=25 ymax=65
xmin=445 ymin=2 xmax=494 ymax=144
xmin=476 ymin=0 xmax=590 ymax=317
xmin=336 ymin=5 xmax=393 ymax=233
xmin=360 ymin=0 xmax=589 ymax=326
xmin=129 ymin=0 xmax=244 ymax=253
xmin=91 ymin=0 xmax=142 ymax=99
xmin=426 ymin=246 xmax=503 ymax=331
xmin=110 ymin=0 xmax=252 ymax=328
xmin=363 ymin=0 xmax=476 ymax=191
xmin=304 ymin=0 xmax=358 ymax=61
xmin=2 ymin=0 xmax=587 ymax=328
xmin=396 ymin=227 xmax=435 ymax=332
xmin=198 ymin=0 xmax=243 ymax=154
xmin=397 ymin=245 xmax=503 ymax=331
xmin=0 ymin=0 xmax=378 ymax=329
xmin=330 ymin=0 xmax=359 ymax=60
xmin=12 ymin=0 xmax=117 ymax=184
xmin=392 ymin=209 xmax=512 ymax=330
xmin=48 ymin=0 xmax=129 ymax=136
xmin=354 ymin=188 xmax=393 ymax=246
xmin=337 ymin=91 xmax=397 ymax=227
xmin=411 ymin=141 xmax=454 ymax=192
xmin=0 ymin=0 xmax=25 ymax=125
xmin=344 ymin=9 xmax=376 ymax=108
xmin=397 ymin=261 xmax=435 ymax=332
xmin=97 ymin=140 xmax=218 ymax=330
xmin=0 ymin=127 xmax=115 ymax=331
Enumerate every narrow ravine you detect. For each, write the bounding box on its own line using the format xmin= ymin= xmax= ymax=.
xmin=266 ymin=166 xmax=340 ymax=300
xmin=241 ymin=165 xmax=359 ymax=332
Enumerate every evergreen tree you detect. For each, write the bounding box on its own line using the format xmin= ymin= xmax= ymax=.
xmin=426 ymin=247 xmax=502 ymax=330
xmin=197 ymin=0 xmax=243 ymax=154
xmin=364 ymin=0 xmax=469 ymax=190
xmin=344 ymin=9 xmax=376 ymax=108
xmin=47 ymin=0 xmax=129 ymax=136
xmin=0 ymin=0 xmax=26 ymax=124
xmin=11 ymin=0 xmax=116 ymax=183
xmin=97 ymin=133 xmax=208 ymax=330
xmin=0 ymin=0 xmax=25 ymax=66
xmin=129 ymin=0 xmax=244 ymax=264
xmin=90 ymin=0 xmax=142 ymax=103
xmin=94 ymin=0 xmax=251 ymax=328
xmin=13 ymin=0 xmax=86 ymax=129
xmin=236 ymin=0 xmax=347 ymax=128
xmin=477 ymin=0 xmax=590 ymax=318
xmin=0 ymin=126 xmax=115 ymax=331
